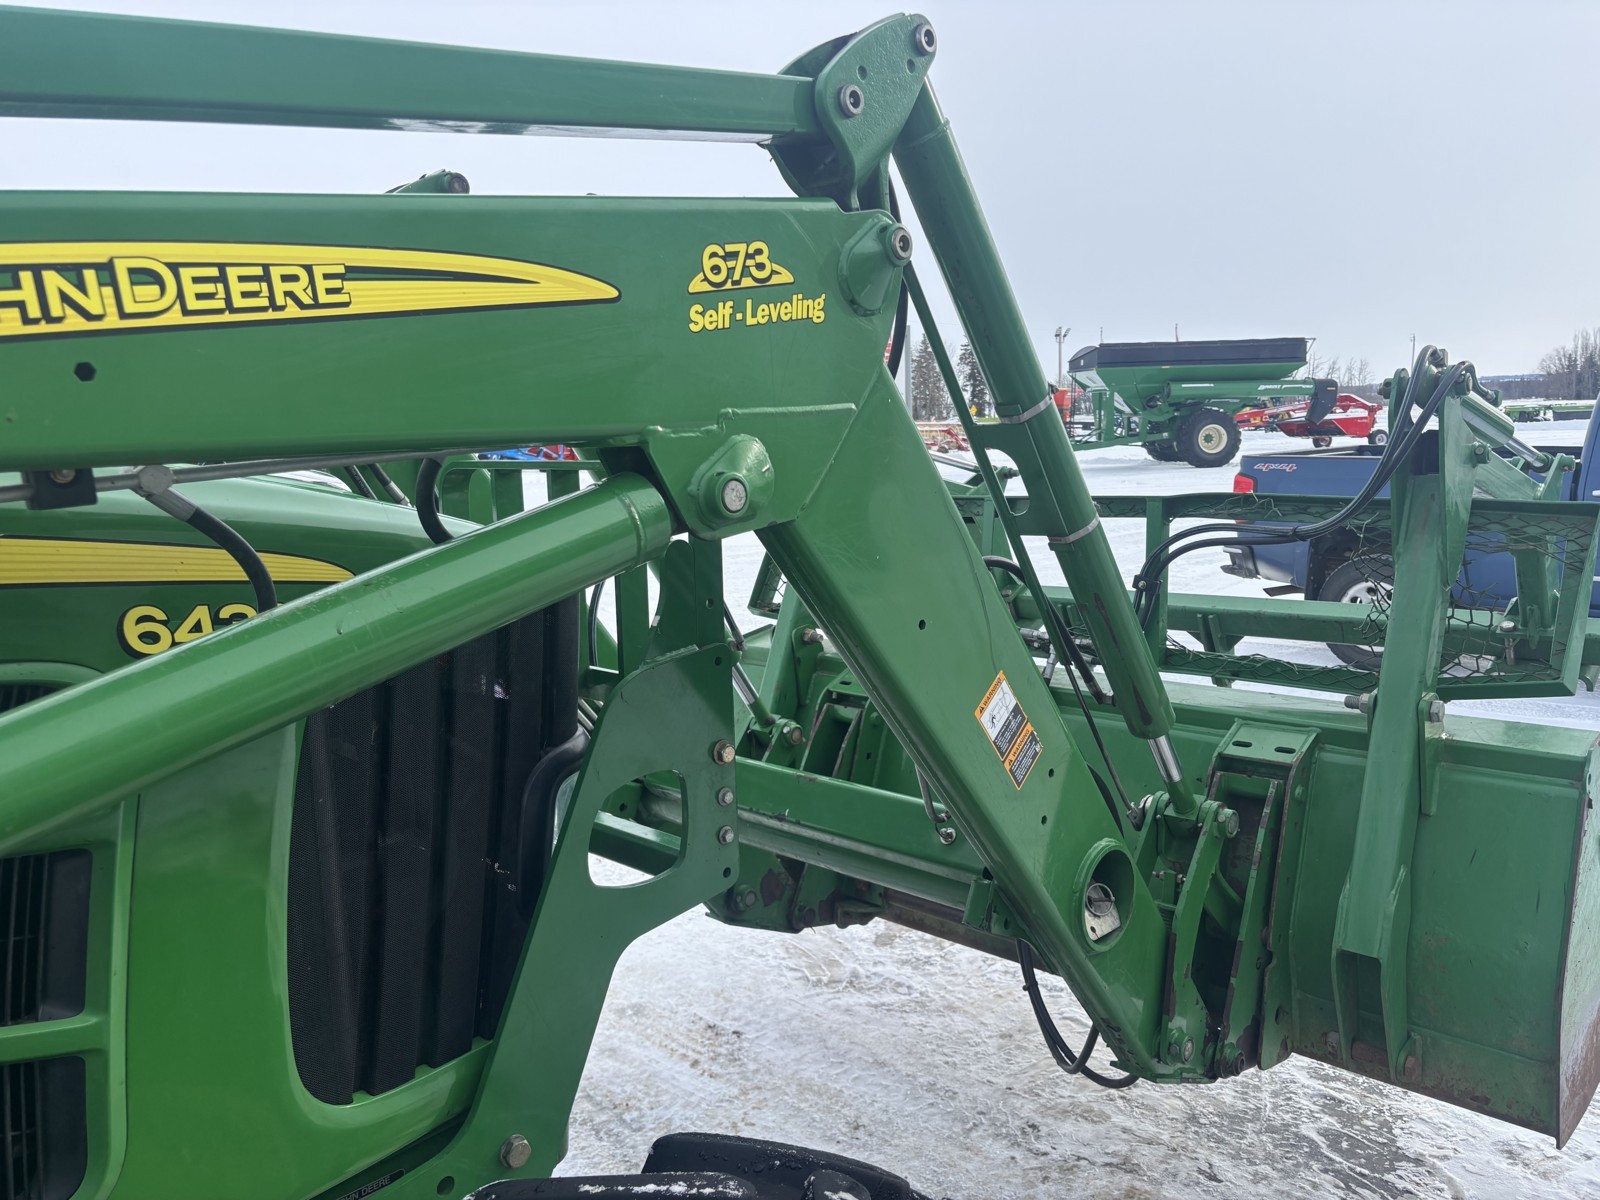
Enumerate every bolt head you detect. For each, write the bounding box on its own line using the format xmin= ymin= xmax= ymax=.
xmin=47 ymin=468 xmax=76 ymax=485
xmin=717 ymin=787 xmax=735 ymax=807
xmin=937 ymin=826 xmax=957 ymax=845
xmin=785 ymin=724 xmax=805 ymax=745
xmin=1218 ymin=808 xmax=1240 ymax=838
xmin=717 ymin=824 xmax=736 ymax=845
xmin=738 ymin=887 xmax=757 ymax=911
xmin=719 ymin=475 xmax=749 ymax=515
xmin=1182 ymin=1037 xmax=1194 ymax=1063
xmin=886 ymin=225 xmax=914 ymax=263
xmin=838 ymin=83 xmax=865 ymax=117
xmin=800 ymin=627 xmax=824 ymax=645
xmin=912 ymin=21 xmax=937 ymax=54
xmin=1427 ymin=699 xmax=1445 ymax=723
xmin=500 ymin=1134 xmax=532 ymax=1170
xmin=711 ymin=739 xmax=736 ymax=765
xmin=1499 ymin=619 xmax=1516 ymax=634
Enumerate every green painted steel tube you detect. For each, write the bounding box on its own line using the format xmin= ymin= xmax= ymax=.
xmin=0 ymin=7 xmax=819 ymax=141
xmin=892 ymin=85 xmax=1178 ymax=748
xmin=0 ymin=474 xmax=672 ymax=855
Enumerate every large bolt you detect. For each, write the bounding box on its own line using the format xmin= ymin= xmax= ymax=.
xmin=719 ymin=476 xmax=749 ymax=515
xmin=785 ymin=723 xmax=805 ymax=746
xmin=711 ymin=740 xmax=736 ymax=765
xmin=1182 ymin=1038 xmax=1194 ymax=1063
xmin=937 ymin=826 xmax=957 ymax=846
xmin=1217 ymin=808 xmax=1240 ymax=838
xmin=800 ymin=627 xmax=824 ymax=645
xmin=1427 ymin=699 xmax=1445 ymax=723
xmin=1323 ymin=1032 xmax=1340 ymax=1057
xmin=500 ymin=1134 xmax=532 ymax=1170
xmin=885 ymin=225 xmax=914 ymax=263
xmin=48 ymin=468 xmax=76 ymax=485
xmin=837 ymin=83 xmax=865 ymax=118
xmin=1498 ymin=619 xmax=1516 ymax=634
xmin=717 ymin=825 xmax=736 ymax=845
xmin=717 ymin=787 xmax=735 ymax=808
xmin=912 ymin=21 xmax=937 ymax=54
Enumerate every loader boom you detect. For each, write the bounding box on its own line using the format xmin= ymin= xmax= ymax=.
xmin=0 ymin=8 xmax=1597 ymax=1199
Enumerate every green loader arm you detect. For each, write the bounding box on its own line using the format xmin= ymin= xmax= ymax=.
xmin=0 ymin=8 xmax=1595 ymax=1199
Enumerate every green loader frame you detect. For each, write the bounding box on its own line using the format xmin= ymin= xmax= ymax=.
xmin=0 ymin=8 xmax=1597 ymax=1199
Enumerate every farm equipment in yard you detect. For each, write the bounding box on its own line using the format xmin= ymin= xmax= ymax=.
xmin=1235 ymin=392 xmax=1387 ymax=447
xmin=1068 ymin=337 xmax=1337 ymax=466
xmin=0 ymin=8 xmax=1599 ymax=1200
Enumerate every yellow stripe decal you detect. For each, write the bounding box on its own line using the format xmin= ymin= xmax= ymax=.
xmin=0 ymin=241 xmax=619 ymax=340
xmin=0 ymin=538 xmax=352 ymax=586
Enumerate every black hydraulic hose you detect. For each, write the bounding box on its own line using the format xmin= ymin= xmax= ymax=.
xmin=586 ymin=581 xmax=605 ymax=668
xmin=414 ymin=457 xmax=454 ymax=545
xmin=1016 ymin=940 xmax=1137 ymax=1089
xmin=982 ymin=555 xmax=1106 ymax=705
xmin=885 ymin=182 xmax=910 ymax=378
xmin=1135 ymin=348 xmax=1441 ymax=582
xmin=515 ymin=727 xmax=590 ymax=919
xmin=139 ymin=485 xmax=278 ymax=612
xmin=368 ymin=462 xmax=411 ymax=506
xmin=981 ymin=556 xmax=1136 ymax=828
xmin=1133 ymin=356 xmax=1466 ymax=626
xmin=343 ymin=465 xmax=377 ymax=500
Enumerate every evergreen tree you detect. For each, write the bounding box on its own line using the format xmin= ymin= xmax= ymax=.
xmin=910 ymin=337 xmax=948 ymax=420
xmin=956 ymin=341 xmax=991 ymax=417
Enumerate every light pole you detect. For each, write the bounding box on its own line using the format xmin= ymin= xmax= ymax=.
xmin=1054 ymin=326 xmax=1071 ymax=389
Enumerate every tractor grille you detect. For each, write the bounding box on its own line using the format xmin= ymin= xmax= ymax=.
xmin=287 ymin=602 xmax=579 ymax=1105
xmin=0 ymin=853 xmax=91 ymax=1029
xmin=0 ymin=688 xmax=92 ymax=1199
xmin=0 ymin=1057 xmax=87 ymax=1200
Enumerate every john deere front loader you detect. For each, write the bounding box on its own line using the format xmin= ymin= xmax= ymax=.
xmin=0 ymin=8 xmax=1597 ymax=1199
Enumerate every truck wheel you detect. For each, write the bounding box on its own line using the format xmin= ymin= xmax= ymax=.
xmin=1367 ymin=429 xmax=1388 ymax=447
xmin=1318 ymin=555 xmax=1393 ymax=671
xmin=1145 ymin=439 xmax=1180 ymax=462
xmin=1176 ymin=408 xmax=1242 ymax=468
xmin=1312 ymin=435 xmax=1333 ymax=448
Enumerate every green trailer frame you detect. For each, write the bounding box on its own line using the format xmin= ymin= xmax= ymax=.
xmin=0 ymin=8 xmax=1597 ymax=1198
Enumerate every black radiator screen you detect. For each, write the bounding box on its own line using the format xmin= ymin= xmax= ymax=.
xmin=0 ymin=1057 xmax=86 ymax=1200
xmin=287 ymin=602 xmax=579 ymax=1105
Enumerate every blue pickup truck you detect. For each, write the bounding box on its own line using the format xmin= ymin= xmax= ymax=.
xmin=1222 ymin=408 xmax=1600 ymax=660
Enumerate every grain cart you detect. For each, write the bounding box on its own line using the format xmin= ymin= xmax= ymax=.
xmin=1067 ymin=337 xmax=1338 ymax=466
xmin=0 ymin=9 xmax=1598 ymax=1200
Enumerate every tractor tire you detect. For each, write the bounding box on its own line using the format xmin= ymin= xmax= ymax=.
xmin=1145 ymin=439 xmax=1181 ymax=462
xmin=1368 ymin=429 xmax=1389 ymax=447
xmin=1318 ymin=554 xmax=1393 ymax=671
xmin=1176 ymin=407 xmax=1242 ymax=468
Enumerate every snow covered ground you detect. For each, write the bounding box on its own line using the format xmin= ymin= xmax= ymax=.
xmin=538 ymin=425 xmax=1600 ymax=1198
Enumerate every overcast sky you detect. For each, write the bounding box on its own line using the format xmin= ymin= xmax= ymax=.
xmin=5 ymin=1 xmax=1596 ymax=379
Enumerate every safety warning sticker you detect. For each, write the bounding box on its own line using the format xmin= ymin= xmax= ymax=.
xmin=975 ymin=671 xmax=1042 ymax=789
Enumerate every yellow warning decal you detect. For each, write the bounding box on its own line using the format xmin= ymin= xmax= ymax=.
xmin=0 ymin=242 xmax=619 ymax=340
xmin=0 ymin=537 xmax=352 ymax=586
xmin=688 ymin=241 xmax=796 ymax=293
xmin=975 ymin=670 xmax=1043 ymax=789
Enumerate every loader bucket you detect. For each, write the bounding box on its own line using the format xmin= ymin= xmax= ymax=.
xmin=1276 ymin=717 xmax=1600 ymax=1143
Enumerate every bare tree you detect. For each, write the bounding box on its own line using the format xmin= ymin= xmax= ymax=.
xmin=1539 ymin=328 xmax=1600 ymax=400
